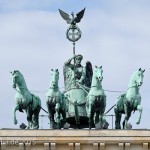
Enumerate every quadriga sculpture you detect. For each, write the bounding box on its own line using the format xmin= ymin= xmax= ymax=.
xmin=114 ymin=68 xmax=145 ymax=129
xmin=46 ymin=69 xmax=66 ymax=129
xmin=11 ymin=70 xmax=41 ymax=129
xmin=86 ymin=66 xmax=106 ymax=129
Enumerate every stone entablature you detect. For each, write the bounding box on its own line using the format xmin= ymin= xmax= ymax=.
xmin=0 ymin=129 xmax=149 ymax=149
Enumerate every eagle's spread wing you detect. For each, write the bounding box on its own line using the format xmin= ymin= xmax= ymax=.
xmin=59 ymin=9 xmax=71 ymax=24
xmin=75 ymin=8 xmax=86 ymax=23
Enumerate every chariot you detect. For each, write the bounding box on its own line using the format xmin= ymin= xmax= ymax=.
xmin=64 ymin=86 xmax=88 ymax=128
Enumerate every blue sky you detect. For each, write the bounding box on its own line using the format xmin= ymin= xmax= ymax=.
xmin=0 ymin=0 xmax=150 ymax=129
xmin=1 ymin=0 xmax=150 ymax=13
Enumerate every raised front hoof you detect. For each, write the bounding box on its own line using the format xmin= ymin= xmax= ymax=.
xmin=14 ymin=119 xmax=18 ymax=125
xmin=136 ymin=120 xmax=140 ymax=125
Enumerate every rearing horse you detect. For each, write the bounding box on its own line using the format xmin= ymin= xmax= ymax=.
xmin=114 ymin=68 xmax=145 ymax=129
xmin=86 ymin=66 xmax=106 ymax=129
xmin=11 ymin=70 xmax=41 ymax=129
xmin=46 ymin=69 xmax=66 ymax=129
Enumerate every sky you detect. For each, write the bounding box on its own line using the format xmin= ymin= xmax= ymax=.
xmin=0 ymin=0 xmax=150 ymax=129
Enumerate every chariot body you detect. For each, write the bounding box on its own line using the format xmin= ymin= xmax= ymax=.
xmin=63 ymin=55 xmax=92 ymax=128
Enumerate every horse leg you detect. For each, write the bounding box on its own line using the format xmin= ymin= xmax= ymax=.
xmin=27 ymin=118 xmax=32 ymax=129
xmin=88 ymin=101 xmax=92 ymax=129
xmin=26 ymin=109 xmax=32 ymax=129
xmin=114 ymin=107 xmax=121 ymax=129
xmin=122 ymin=112 xmax=131 ymax=129
xmin=55 ymin=103 xmax=61 ymax=129
xmin=99 ymin=113 xmax=103 ymax=129
xmin=13 ymin=104 xmax=19 ymax=125
xmin=123 ymin=103 xmax=128 ymax=129
xmin=95 ymin=111 xmax=104 ymax=129
xmin=47 ymin=101 xmax=55 ymax=128
xmin=122 ymin=118 xmax=125 ymax=129
xmin=49 ymin=111 xmax=55 ymax=129
xmin=99 ymin=98 xmax=106 ymax=129
xmin=89 ymin=104 xmax=94 ymax=129
xmin=61 ymin=109 xmax=66 ymax=127
xmin=89 ymin=111 xmax=94 ymax=129
xmin=32 ymin=106 xmax=41 ymax=129
xmin=32 ymin=114 xmax=39 ymax=129
xmin=50 ymin=112 xmax=55 ymax=129
xmin=136 ymin=105 xmax=143 ymax=124
xmin=46 ymin=101 xmax=51 ymax=128
xmin=95 ymin=111 xmax=99 ymax=125
xmin=47 ymin=109 xmax=55 ymax=129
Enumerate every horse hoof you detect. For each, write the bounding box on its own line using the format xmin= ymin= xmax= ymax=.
xmin=14 ymin=120 xmax=18 ymax=125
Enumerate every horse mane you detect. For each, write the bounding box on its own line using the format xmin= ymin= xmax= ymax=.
xmin=14 ymin=70 xmax=27 ymax=88
xmin=16 ymin=71 xmax=25 ymax=81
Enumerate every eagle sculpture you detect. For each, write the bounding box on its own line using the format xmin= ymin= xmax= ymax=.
xmin=59 ymin=8 xmax=86 ymax=26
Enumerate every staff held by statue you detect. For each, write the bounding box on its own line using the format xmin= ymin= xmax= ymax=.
xmin=59 ymin=8 xmax=85 ymax=86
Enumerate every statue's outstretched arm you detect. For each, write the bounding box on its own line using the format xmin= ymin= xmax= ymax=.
xmin=64 ymin=55 xmax=76 ymax=65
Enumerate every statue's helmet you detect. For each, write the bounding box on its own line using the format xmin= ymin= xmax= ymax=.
xmin=75 ymin=54 xmax=83 ymax=60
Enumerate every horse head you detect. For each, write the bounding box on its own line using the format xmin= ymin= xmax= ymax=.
xmin=94 ymin=66 xmax=103 ymax=82
xmin=11 ymin=70 xmax=23 ymax=89
xmin=132 ymin=68 xmax=145 ymax=87
xmin=50 ymin=69 xmax=59 ymax=89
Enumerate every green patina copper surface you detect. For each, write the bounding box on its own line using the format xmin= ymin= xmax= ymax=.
xmin=63 ymin=54 xmax=86 ymax=89
xmin=114 ymin=68 xmax=145 ymax=129
xmin=10 ymin=9 xmax=145 ymax=130
xmin=11 ymin=70 xmax=41 ymax=129
xmin=46 ymin=69 xmax=66 ymax=129
xmin=63 ymin=54 xmax=93 ymax=128
xmin=59 ymin=8 xmax=85 ymax=42
xmin=86 ymin=66 xmax=106 ymax=129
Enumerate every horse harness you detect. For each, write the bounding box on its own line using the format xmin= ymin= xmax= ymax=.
xmin=47 ymin=90 xmax=63 ymax=106
xmin=120 ymin=94 xmax=137 ymax=112
xmin=17 ymin=94 xmax=34 ymax=112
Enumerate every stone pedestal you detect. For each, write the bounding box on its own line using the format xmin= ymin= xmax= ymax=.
xmin=0 ymin=129 xmax=149 ymax=150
